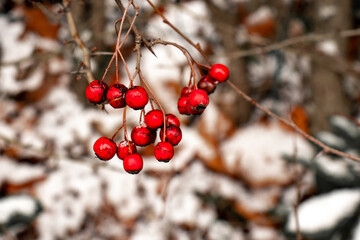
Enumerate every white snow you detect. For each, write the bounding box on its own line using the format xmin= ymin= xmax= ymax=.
xmin=36 ymin=158 xmax=102 ymax=240
xmin=207 ymin=221 xmax=245 ymax=240
xmin=246 ymin=6 xmax=273 ymax=26
xmin=319 ymin=5 xmax=337 ymax=20
xmin=0 ymin=195 xmax=37 ymax=223
xmin=0 ymin=17 xmax=35 ymax=63
xmin=330 ymin=116 xmax=359 ymax=139
xmin=317 ymin=132 xmax=346 ymax=149
xmin=220 ymin=122 xmax=314 ymax=185
xmin=0 ymin=157 xmax=46 ymax=185
xmin=352 ymin=219 xmax=360 ymax=240
xmin=317 ymin=40 xmax=339 ymax=56
xmin=249 ymin=223 xmax=283 ymax=240
xmin=286 ymin=189 xmax=360 ymax=233
xmin=315 ymin=155 xmax=354 ymax=181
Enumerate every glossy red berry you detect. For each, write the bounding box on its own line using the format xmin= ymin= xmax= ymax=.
xmin=198 ymin=75 xmax=217 ymax=94
xmin=123 ymin=153 xmax=143 ymax=174
xmin=106 ymin=84 xmax=128 ymax=108
xmin=187 ymin=89 xmax=209 ymax=114
xmin=208 ymin=64 xmax=229 ymax=83
xmin=117 ymin=140 xmax=137 ymax=160
xmin=86 ymin=80 xmax=108 ymax=104
xmin=93 ymin=137 xmax=117 ymax=161
xmin=181 ymin=86 xmax=194 ymax=97
xmin=177 ymin=97 xmax=189 ymax=115
xmin=165 ymin=114 xmax=180 ymax=127
xmin=131 ymin=126 xmax=155 ymax=146
xmin=154 ymin=142 xmax=174 ymax=162
xmin=144 ymin=110 xmax=164 ymax=129
xmin=125 ymin=86 xmax=149 ymax=110
xmin=160 ymin=125 xmax=182 ymax=146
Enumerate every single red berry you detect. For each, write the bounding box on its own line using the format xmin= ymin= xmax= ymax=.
xmin=125 ymin=86 xmax=149 ymax=110
xmin=123 ymin=153 xmax=143 ymax=174
xmin=131 ymin=126 xmax=155 ymax=146
xmin=165 ymin=114 xmax=180 ymax=127
xmin=86 ymin=80 xmax=108 ymax=104
xmin=208 ymin=64 xmax=229 ymax=83
xmin=198 ymin=75 xmax=217 ymax=94
xmin=187 ymin=89 xmax=209 ymax=114
xmin=106 ymin=84 xmax=128 ymax=108
xmin=93 ymin=137 xmax=117 ymax=161
xmin=144 ymin=110 xmax=164 ymax=129
xmin=181 ymin=86 xmax=194 ymax=97
xmin=177 ymin=97 xmax=189 ymax=115
xmin=117 ymin=140 xmax=137 ymax=160
xmin=154 ymin=142 xmax=174 ymax=162
xmin=160 ymin=125 xmax=182 ymax=146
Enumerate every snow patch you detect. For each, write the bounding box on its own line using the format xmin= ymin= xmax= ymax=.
xmin=286 ymin=189 xmax=360 ymax=234
xmin=0 ymin=195 xmax=38 ymax=224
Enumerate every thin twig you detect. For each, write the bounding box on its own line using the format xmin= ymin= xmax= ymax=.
xmin=145 ymin=0 xmax=211 ymax=64
xmin=63 ymin=0 xmax=95 ymax=83
xmin=225 ymin=28 xmax=360 ymax=59
xmin=114 ymin=0 xmax=156 ymax=56
xmin=227 ymin=80 xmax=360 ymax=162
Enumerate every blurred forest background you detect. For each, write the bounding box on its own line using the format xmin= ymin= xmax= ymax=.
xmin=1 ymin=0 xmax=360 ymax=239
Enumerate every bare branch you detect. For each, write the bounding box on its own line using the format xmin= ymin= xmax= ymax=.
xmin=63 ymin=0 xmax=95 ymax=83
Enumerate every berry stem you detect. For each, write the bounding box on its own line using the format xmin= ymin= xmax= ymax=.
xmin=111 ymin=124 xmax=124 ymax=140
xmin=152 ymin=39 xmax=198 ymax=89
xmin=145 ymin=0 xmax=212 ymax=65
xmin=138 ymin=71 xmax=167 ymax=141
xmin=123 ymin=106 xmax=129 ymax=141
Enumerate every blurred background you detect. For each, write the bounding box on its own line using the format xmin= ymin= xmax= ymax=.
xmin=0 ymin=0 xmax=360 ymax=239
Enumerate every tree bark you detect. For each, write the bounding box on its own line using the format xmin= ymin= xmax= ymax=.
xmin=205 ymin=1 xmax=252 ymax=126
xmin=309 ymin=0 xmax=352 ymax=133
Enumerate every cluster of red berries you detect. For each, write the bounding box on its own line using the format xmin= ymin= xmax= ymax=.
xmin=177 ymin=64 xmax=229 ymax=115
xmin=85 ymin=81 xmax=182 ymax=174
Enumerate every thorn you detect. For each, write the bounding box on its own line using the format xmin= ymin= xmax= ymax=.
xmin=146 ymin=45 xmax=157 ymax=57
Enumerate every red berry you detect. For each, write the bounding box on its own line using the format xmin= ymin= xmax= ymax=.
xmin=131 ymin=126 xmax=155 ymax=146
xmin=154 ymin=142 xmax=174 ymax=162
xmin=165 ymin=114 xmax=180 ymax=127
xmin=106 ymin=84 xmax=128 ymax=108
xmin=208 ymin=64 xmax=229 ymax=83
xmin=144 ymin=110 xmax=164 ymax=129
xmin=159 ymin=125 xmax=182 ymax=146
xmin=197 ymin=75 xmax=217 ymax=94
xmin=123 ymin=153 xmax=143 ymax=174
xmin=86 ymin=80 xmax=108 ymax=104
xmin=177 ymin=97 xmax=189 ymax=115
xmin=181 ymin=86 xmax=194 ymax=97
xmin=117 ymin=140 xmax=137 ymax=160
xmin=93 ymin=137 xmax=117 ymax=161
xmin=187 ymin=89 xmax=209 ymax=114
xmin=125 ymin=86 xmax=149 ymax=110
